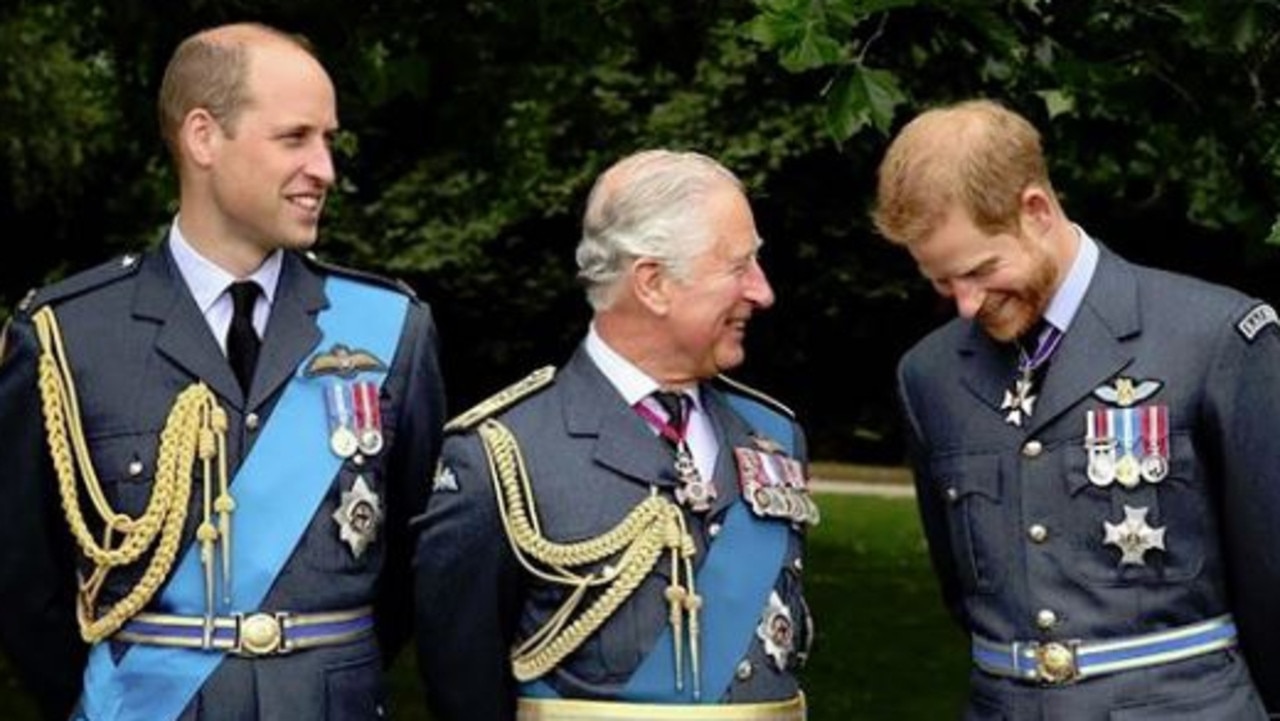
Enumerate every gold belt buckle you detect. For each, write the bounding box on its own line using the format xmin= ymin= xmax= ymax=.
xmin=1033 ymin=641 xmax=1079 ymax=685
xmin=234 ymin=612 xmax=290 ymax=656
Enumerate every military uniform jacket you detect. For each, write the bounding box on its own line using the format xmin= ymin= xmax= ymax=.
xmin=898 ymin=246 xmax=1280 ymax=720
xmin=412 ymin=346 xmax=813 ymax=721
xmin=0 ymin=245 xmax=445 ymax=721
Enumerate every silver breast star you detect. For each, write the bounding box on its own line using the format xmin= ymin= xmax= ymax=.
xmin=1103 ymin=505 xmax=1166 ymax=566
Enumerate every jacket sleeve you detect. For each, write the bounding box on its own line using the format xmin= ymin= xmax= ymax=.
xmin=0 ymin=314 xmax=87 ymax=720
xmin=375 ymin=300 xmax=447 ymax=663
xmin=1205 ymin=302 xmax=1280 ymax=714
xmin=412 ymin=430 xmax=524 ymax=721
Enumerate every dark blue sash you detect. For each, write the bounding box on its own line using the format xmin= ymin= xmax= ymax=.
xmin=81 ymin=277 xmax=407 ymax=721
xmin=523 ymin=390 xmax=796 ymax=703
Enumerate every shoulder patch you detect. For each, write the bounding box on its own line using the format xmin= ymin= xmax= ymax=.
xmin=28 ymin=254 xmax=143 ymax=311
xmin=303 ymin=252 xmax=418 ymax=300
xmin=444 ymin=366 xmax=557 ymax=432
xmin=1236 ymin=303 xmax=1278 ymax=342
xmin=713 ymin=374 xmax=795 ymax=418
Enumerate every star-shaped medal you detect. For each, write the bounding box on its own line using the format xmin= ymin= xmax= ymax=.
xmin=1000 ymin=376 xmax=1037 ymax=427
xmin=1103 ymin=505 xmax=1166 ymax=566
xmin=755 ymin=591 xmax=795 ymax=671
xmin=333 ymin=475 xmax=383 ymax=559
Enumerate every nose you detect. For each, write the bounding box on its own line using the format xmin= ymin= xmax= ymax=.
xmin=744 ymin=258 xmax=775 ymax=309
xmin=951 ymin=279 xmax=984 ymax=319
xmin=309 ymin=140 xmax=336 ymax=186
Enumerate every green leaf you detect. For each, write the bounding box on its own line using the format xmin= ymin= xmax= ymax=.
xmin=1035 ymin=89 xmax=1075 ymax=119
xmin=1266 ymin=216 xmax=1280 ymax=247
xmin=825 ymin=64 xmax=906 ymax=141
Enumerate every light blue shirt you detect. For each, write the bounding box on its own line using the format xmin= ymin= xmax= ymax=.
xmin=1043 ymin=226 xmax=1100 ymax=334
xmin=167 ymin=220 xmax=282 ymax=355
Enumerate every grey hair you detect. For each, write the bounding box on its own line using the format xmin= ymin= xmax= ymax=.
xmin=576 ymin=149 xmax=744 ymax=310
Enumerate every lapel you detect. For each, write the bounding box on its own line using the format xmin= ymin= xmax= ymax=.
xmin=698 ymin=384 xmax=758 ymax=517
xmin=1025 ymin=246 xmax=1139 ymax=434
xmin=135 ymin=247 xmax=243 ymax=407
xmin=559 ymin=347 xmax=676 ymax=488
xmin=958 ymin=321 xmax=1020 ymax=414
xmin=246 ymin=253 xmax=324 ymax=411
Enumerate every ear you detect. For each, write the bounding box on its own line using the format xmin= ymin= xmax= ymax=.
xmin=179 ymin=108 xmax=223 ymax=169
xmin=631 ymin=257 xmax=672 ymax=316
xmin=1018 ymin=185 xmax=1057 ymax=236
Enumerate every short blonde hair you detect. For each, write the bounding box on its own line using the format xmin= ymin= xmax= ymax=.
xmin=873 ymin=99 xmax=1052 ymax=246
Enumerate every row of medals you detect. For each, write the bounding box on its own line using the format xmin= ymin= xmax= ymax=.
xmin=325 ymin=380 xmax=384 ymax=460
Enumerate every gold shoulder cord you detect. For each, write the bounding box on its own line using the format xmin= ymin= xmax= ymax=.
xmin=32 ymin=307 xmax=232 ymax=643
xmin=477 ymin=419 xmax=706 ymax=698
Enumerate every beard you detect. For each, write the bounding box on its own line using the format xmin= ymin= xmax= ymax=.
xmin=976 ymin=239 xmax=1058 ymax=342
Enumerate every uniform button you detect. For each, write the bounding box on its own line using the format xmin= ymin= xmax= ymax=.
xmin=1022 ymin=440 xmax=1043 ymax=458
xmin=128 ymin=460 xmax=144 ymax=477
xmin=245 ymin=413 xmax=260 ymax=431
xmin=792 ymin=557 xmax=804 ymax=572
xmin=735 ymin=659 xmax=753 ymax=681
xmin=945 ymin=487 xmax=959 ymax=502
xmin=1028 ymin=524 xmax=1048 ymax=543
xmin=1036 ymin=609 xmax=1058 ymax=630
xmin=708 ymin=523 xmax=722 ymax=538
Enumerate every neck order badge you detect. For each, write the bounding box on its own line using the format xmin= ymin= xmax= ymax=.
xmin=1000 ymin=323 xmax=1063 ymax=427
xmin=636 ymin=391 xmax=717 ymax=512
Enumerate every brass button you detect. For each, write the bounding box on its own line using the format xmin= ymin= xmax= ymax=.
xmin=1036 ymin=609 xmax=1058 ymax=630
xmin=245 ymin=413 xmax=260 ymax=431
xmin=735 ymin=659 xmax=753 ymax=680
xmin=1022 ymin=440 xmax=1043 ymax=458
xmin=127 ymin=460 xmax=144 ymax=477
xmin=1028 ymin=524 xmax=1048 ymax=543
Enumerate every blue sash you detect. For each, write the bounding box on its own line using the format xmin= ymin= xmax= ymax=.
xmin=523 ymin=390 xmax=796 ymax=703
xmin=81 ymin=278 xmax=408 ymax=721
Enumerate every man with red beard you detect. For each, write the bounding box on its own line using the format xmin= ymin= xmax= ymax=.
xmin=0 ymin=23 xmax=445 ymax=720
xmin=875 ymin=98 xmax=1280 ymax=719
xmin=414 ymin=150 xmax=815 ymax=721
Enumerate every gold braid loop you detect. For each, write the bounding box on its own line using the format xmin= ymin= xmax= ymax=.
xmin=477 ymin=419 xmax=699 ymax=684
xmin=32 ymin=307 xmax=229 ymax=642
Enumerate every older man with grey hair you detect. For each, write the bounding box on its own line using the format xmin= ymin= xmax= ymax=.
xmin=413 ymin=149 xmax=817 ymax=721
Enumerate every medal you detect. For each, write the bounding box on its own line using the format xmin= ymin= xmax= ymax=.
xmin=1139 ymin=404 xmax=1169 ymax=483
xmin=1114 ymin=408 xmax=1140 ymax=489
xmin=353 ymin=380 xmax=384 ymax=456
xmin=325 ymin=382 xmax=359 ymax=458
xmin=332 ymin=475 xmax=383 ymax=558
xmin=756 ymin=591 xmax=796 ymax=671
xmin=673 ymin=447 xmax=716 ymax=512
xmin=1000 ymin=324 xmax=1064 ymax=427
xmin=1085 ymin=409 xmax=1117 ymax=487
xmin=1103 ymin=505 xmax=1166 ymax=566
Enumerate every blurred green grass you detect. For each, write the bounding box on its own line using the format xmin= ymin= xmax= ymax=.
xmin=1 ymin=493 xmax=969 ymax=720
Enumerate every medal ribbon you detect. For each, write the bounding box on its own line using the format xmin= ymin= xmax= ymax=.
xmin=1017 ymin=323 xmax=1064 ymax=376
xmin=1142 ymin=405 xmax=1168 ymax=458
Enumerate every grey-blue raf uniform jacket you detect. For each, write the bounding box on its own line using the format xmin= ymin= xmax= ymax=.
xmin=898 ymin=245 xmax=1280 ymax=720
xmin=0 ymin=245 xmax=445 ymax=721
xmin=412 ymin=346 xmax=813 ymax=721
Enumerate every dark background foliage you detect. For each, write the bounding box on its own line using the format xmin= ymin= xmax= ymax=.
xmin=3 ymin=0 xmax=1278 ymax=463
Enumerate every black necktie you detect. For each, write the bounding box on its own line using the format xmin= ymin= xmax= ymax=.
xmin=226 ymin=281 xmax=261 ymax=393
xmin=651 ymin=391 xmax=688 ymax=449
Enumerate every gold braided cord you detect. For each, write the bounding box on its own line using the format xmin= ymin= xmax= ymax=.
xmin=31 ymin=306 xmax=228 ymax=642
xmin=476 ymin=420 xmax=698 ymax=683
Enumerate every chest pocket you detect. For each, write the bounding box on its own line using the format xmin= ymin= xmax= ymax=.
xmin=1058 ymin=430 xmax=1206 ymax=586
xmin=931 ymin=453 xmax=1005 ymax=594
xmin=85 ymin=431 xmax=163 ymax=521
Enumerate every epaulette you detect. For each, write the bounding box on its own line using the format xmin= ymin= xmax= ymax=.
xmin=25 ymin=254 xmax=144 ymax=312
xmin=713 ymin=374 xmax=795 ymax=418
xmin=302 ymin=252 xmax=419 ymax=300
xmin=444 ymin=366 xmax=557 ymax=433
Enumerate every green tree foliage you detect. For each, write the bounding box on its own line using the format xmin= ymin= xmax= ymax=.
xmin=3 ymin=0 xmax=1278 ymax=461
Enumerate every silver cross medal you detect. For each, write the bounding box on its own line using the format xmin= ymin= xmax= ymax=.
xmin=1001 ymin=374 xmax=1037 ymax=427
xmin=1103 ymin=505 xmax=1166 ymax=565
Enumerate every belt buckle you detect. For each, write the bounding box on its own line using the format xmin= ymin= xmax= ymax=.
xmin=1031 ymin=640 xmax=1079 ymax=685
xmin=234 ymin=612 xmax=291 ymax=656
